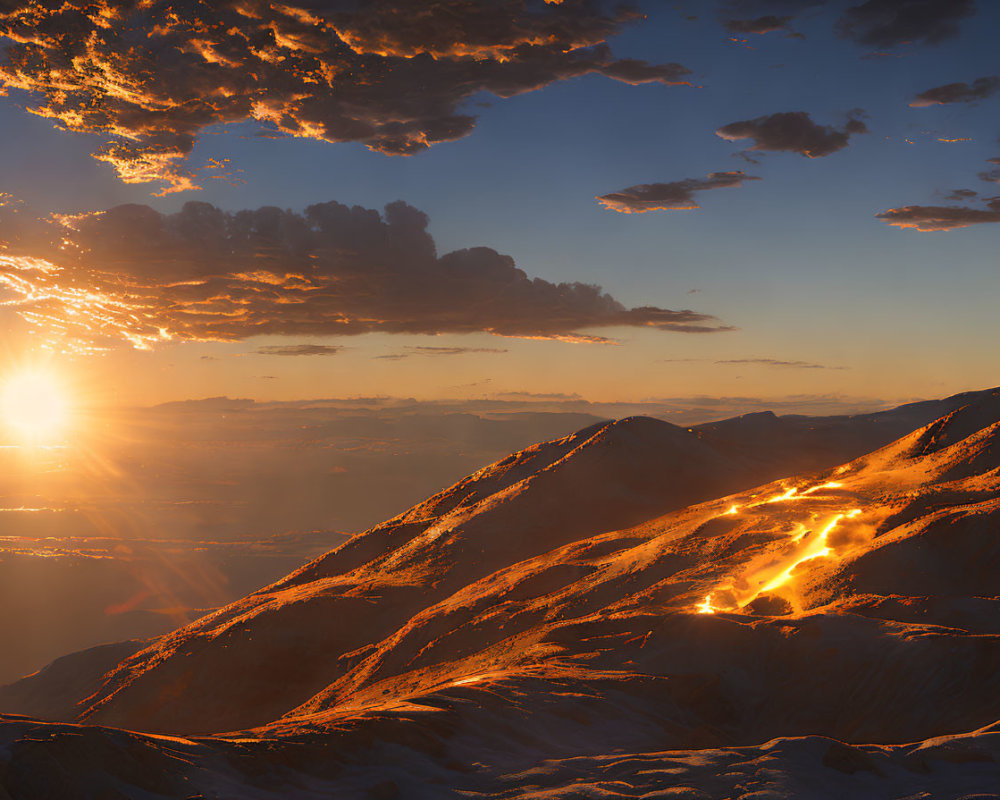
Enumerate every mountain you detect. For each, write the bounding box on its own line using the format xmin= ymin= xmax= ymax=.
xmin=76 ymin=416 xmax=760 ymax=734
xmin=1 ymin=389 xmax=999 ymax=798
xmin=691 ymin=385 xmax=1000 ymax=478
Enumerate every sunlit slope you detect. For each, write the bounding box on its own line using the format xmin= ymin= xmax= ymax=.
xmin=268 ymin=410 xmax=1000 ymax=748
xmin=79 ymin=416 xmax=757 ymax=733
xmin=75 ymin=396 xmax=1000 ymax=747
xmin=0 ymin=396 xmax=999 ymax=798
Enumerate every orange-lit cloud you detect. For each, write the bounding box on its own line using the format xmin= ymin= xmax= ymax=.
xmin=876 ymin=197 xmax=1000 ymax=231
xmin=0 ymin=1 xmax=691 ymax=193
xmin=724 ymin=14 xmax=794 ymax=35
xmin=0 ymin=199 xmax=732 ymax=352
xmin=716 ymin=111 xmax=867 ymax=158
xmin=597 ymin=171 xmax=760 ymax=214
xmin=911 ymin=76 xmax=1000 ymax=107
xmin=0 ymin=254 xmax=171 ymax=355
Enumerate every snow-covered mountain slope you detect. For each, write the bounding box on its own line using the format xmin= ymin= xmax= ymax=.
xmin=1 ymin=391 xmax=999 ymax=798
xmin=77 ymin=416 xmax=761 ymax=734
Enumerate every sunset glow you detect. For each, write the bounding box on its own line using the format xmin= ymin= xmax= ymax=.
xmin=0 ymin=2 xmax=998 ymax=796
xmin=0 ymin=369 xmax=70 ymax=444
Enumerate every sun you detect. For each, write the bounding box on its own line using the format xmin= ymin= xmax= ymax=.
xmin=0 ymin=369 xmax=70 ymax=444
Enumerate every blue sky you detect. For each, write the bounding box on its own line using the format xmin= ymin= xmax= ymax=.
xmin=0 ymin=0 xmax=997 ymax=407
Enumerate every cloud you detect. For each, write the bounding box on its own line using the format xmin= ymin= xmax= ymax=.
xmin=719 ymin=0 xmax=975 ymax=49
xmin=663 ymin=356 xmax=845 ymax=369
xmin=876 ymin=197 xmax=1000 ymax=231
xmin=255 ymin=344 xmax=343 ymax=357
xmin=377 ymin=346 xmax=508 ymax=360
xmin=725 ymin=15 xmax=795 ymax=34
xmin=715 ymin=358 xmax=847 ymax=369
xmin=836 ymin=0 xmax=976 ymax=48
xmin=911 ymin=76 xmax=1000 ymax=107
xmin=0 ymin=199 xmax=733 ymax=353
xmin=491 ymin=391 xmax=585 ymax=401
xmin=980 ymin=170 xmax=1000 ymax=184
xmin=0 ymin=1 xmax=690 ymax=193
xmin=946 ymin=189 xmax=978 ymax=201
xmin=716 ymin=111 xmax=867 ymax=157
xmin=718 ymin=0 xmax=827 ymax=28
xmin=408 ymin=346 xmax=507 ymax=356
xmin=596 ymin=171 xmax=760 ymax=213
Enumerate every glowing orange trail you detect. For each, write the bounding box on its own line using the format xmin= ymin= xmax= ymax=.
xmin=693 ymin=497 xmax=864 ymax=615
xmin=747 ymin=510 xmax=861 ymax=603
xmin=696 ymin=594 xmax=716 ymax=614
xmin=752 ymin=481 xmax=844 ymax=506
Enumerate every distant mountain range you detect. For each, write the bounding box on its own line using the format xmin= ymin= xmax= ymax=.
xmin=2 ymin=386 xmax=999 ymax=798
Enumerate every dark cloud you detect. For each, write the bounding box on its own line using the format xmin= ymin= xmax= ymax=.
xmin=836 ymin=0 xmax=976 ymax=48
xmin=596 ymin=171 xmax=760 ymax=213
xmin=255 ymin=344 xmax=343 ymax=356
xmin=719 ymin=0 xmax=827 ymax=28
xmin=725 ymin=14 xmax=794 ymax=33
xmin=946 ymin=189 xmax=978 ymax=201
xmin=980 ymin=169 xmax=1000 ymax=184
xmin=716 ymin=111 xmax=867 ymax=158
xmin=720 ymin=0 xmax=976 ymax=48
xmin=0 ymin=199 xmax=732 ymax=353
xmin=876 ymin=197 xmax=1000 ymax=231
xmin=911 ymin=76 xmax=1000 ymax=107
xmin=0 ymin=1 xmax=690 ymax=193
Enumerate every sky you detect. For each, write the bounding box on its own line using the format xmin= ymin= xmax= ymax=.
xmin=0 ymin=0 xmax=998 ymax=410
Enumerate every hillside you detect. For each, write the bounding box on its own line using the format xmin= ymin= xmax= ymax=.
xmin=1 ymin=391 xmax=999 ymax=798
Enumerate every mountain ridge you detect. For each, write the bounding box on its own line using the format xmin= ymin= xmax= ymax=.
xmin=1 ymin=387 xmax=999 ymax=798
